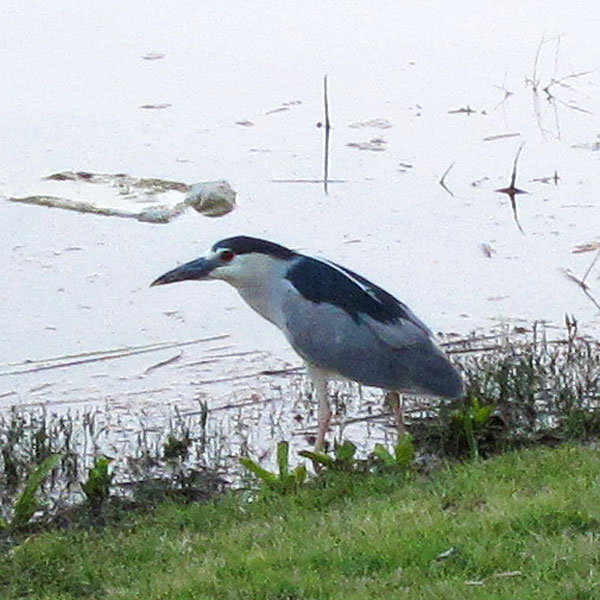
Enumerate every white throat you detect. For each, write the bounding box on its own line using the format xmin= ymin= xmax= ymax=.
xmin=216 ymin=253 xmax=294 ymax=328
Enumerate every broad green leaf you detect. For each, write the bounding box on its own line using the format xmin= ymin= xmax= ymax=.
xmin=372 ymin=443 xmax=396 ymax=465
xmin=239 ymin=458 xmax=279 ymax=485
xmin=12 ymin=453 xmax=61 ymax=528
xmin=81 ymin=456 xmax=113 ymax=503
xmin=276 ymin=441 xmax=289 ymax=479
xmin=335 ymin=440 xmax=357 ymax=462
xmin=298 ymin=450 xmax=336 ymax=467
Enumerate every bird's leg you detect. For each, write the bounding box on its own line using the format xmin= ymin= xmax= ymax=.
xmin=307 ymin=365 xmax=331 ymax=452
xmin=315 ymin=378 xmax=331 ymax=452
xmin=386 ymin=391 xmax=407 ymax=437
xmin=316 ymin=388 xmax=331 ymax=452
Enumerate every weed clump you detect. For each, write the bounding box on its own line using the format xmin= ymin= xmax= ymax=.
xmin=0 ymin=403 xmax=226 ymax=540
xmin=414 ymin=317 xmax=600 ymax=459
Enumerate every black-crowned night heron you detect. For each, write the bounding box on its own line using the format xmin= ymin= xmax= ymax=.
xmin=151 ymin=236 xmax=463 ymax=449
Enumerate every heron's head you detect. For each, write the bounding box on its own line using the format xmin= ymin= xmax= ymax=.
xmin=150 ymin=236 xmax=297 ymax=288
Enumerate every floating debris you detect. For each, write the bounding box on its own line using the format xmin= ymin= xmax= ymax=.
xmin=572 ymin=140 xmax=600 ymax=152
xmin=6 ymin=195 xmax=189 ymax=224
xmin=483 ymin=132 xmax=521 ymax=141
xmin=235 ymin=101 xmax=301 ymax=128
xmin=141 ymin=51 xmax=165 ymax=61
xmin=137 ymin=205 xmax=187 ymax=223
xmin=448 ymin=106 xmax=477 ymax=115
xmin=531 ymin=170 xmax=560 ymax=185
xmin=8 ymin=195 xmax=143 ymax=219
xmin=44 ymin=171 xmax=188 ymax=193
xmin=7 ymin=172 xmax=236 ymax=222
xmin=348 ymin=118 xmax=393 ymax=129
xmin=264 ymin=106 xmax=289 ymax=115
xmin=573 ymin=241 xmax=600 ymax=254
xmin=184 ymin=181 xmax=236 ymax=217
xmin=471 ymin=176 xmax=490 ymax=188
xmin=480 ymin=243 xmax=496 ymax=258
xmin=139 ymin=103 xmax=172 ymax=110
xmin=347 ymin=138 xmax=387 ymax=151
xmin=265 ymin=100 xmax=302 ymax=115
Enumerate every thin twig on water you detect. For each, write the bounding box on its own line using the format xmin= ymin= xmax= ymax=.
xmin=0 ymin=336 xmax=228 ymax=377
xmin=495 ymin=144 xmax=527 ymax=234
xmin=563 ymin=249 xmax=600 ymax=311
xmin=323 ymin=75 xmax=331 ymax=194
xmin=563 ymin=267 xmax=600 ymax=312
xmin=439 ymin=163 xmax=455 ymax=197
xmin=144 ymin=352 xmax=183 ymax=374
xmin=582 ymin=249 xmax=600 ymax=285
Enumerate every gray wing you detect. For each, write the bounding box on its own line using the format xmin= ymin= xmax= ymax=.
xmin=281 ymin=288 xmax=462 ymax=397
xmin=282 ymin=255 xmax=463 ymax=397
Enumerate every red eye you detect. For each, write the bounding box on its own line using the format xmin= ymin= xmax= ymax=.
xmin=220 ymin=249 xmax=235 ymax=262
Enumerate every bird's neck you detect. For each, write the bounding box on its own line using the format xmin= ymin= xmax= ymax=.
xmin=235 ymin=281 xmax=282 ymax=326
xmin=224 ymin=256 xmax=291 ymax=328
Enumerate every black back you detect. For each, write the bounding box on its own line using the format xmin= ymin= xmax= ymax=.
xmin=286 ymin=255 xmax=428 ymax=330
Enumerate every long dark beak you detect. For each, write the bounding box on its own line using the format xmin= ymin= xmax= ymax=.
xmin=150 ymin=256 xmax=219 ymax=286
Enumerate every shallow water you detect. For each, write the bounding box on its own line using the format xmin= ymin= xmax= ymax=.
xmin=2 ymin=2 xmax=600 ymax=460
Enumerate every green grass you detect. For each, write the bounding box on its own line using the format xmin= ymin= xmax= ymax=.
xmin=2 ymin=444 xmax=599 ymax=599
